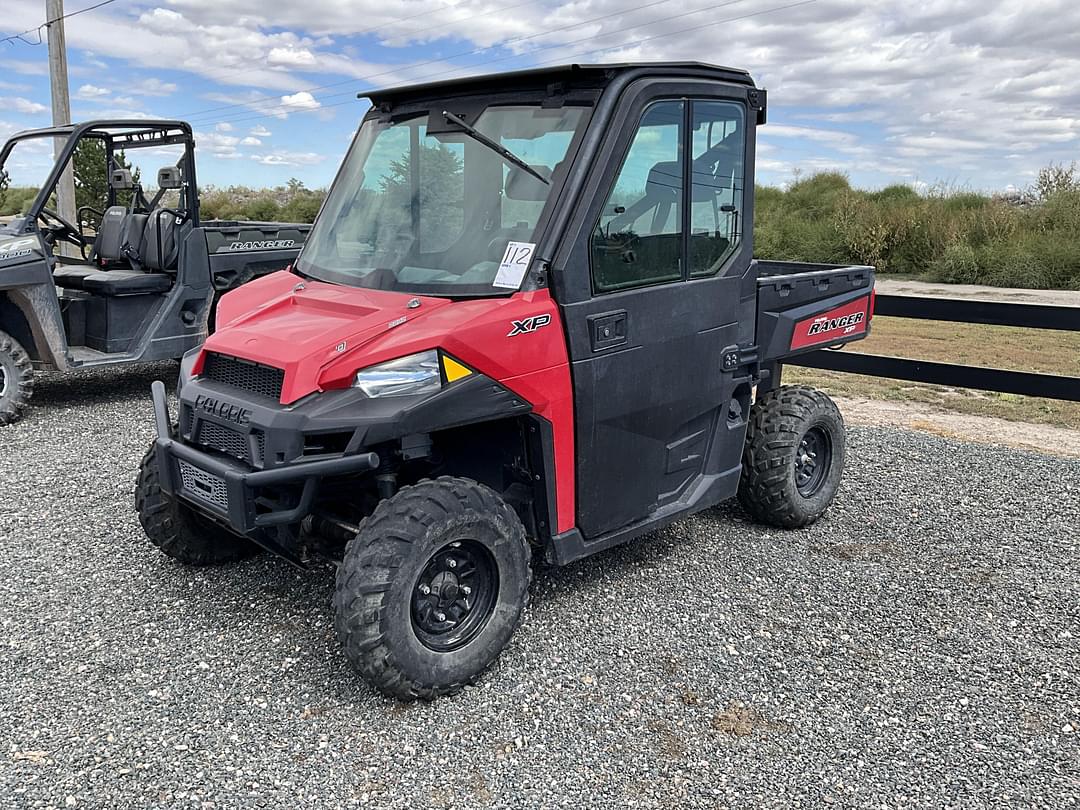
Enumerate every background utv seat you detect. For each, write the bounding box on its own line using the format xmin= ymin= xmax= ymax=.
xmin=80 ymin=209 xmax=177 ymax=296
xmin=54 ymin=206 xmax=148 ymax=290
xmin=142 ymin=209 xmax=180 ymax=274
xmin=80 ymin=270 xmax=172 ymax=295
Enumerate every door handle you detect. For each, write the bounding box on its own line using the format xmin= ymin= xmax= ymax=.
xmin=588 ymin=310 xmax=628 ymax=351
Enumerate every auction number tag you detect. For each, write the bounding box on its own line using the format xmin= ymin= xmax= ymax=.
xmin=493 ymin=241 xmax=536 ymax=289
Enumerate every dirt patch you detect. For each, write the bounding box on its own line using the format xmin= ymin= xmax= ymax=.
xmin=835 ymin=395 xmax=1080 ymax=459
xmin=874 ymin=278 xmax=1080 ymax=307
xmin=711 ymin=702 xmax=790 ymax=737
xmin=815 ymin=540 xmax=897 ymax=562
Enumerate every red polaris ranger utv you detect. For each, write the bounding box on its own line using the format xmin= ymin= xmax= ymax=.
xmin=135 ymin=63 xmax=875 ymax=699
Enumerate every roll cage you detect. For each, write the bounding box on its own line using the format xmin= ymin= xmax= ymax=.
xmin=0 ymin=120 xmax=199 ymax=226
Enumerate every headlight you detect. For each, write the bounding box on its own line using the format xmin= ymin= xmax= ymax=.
xmin=353 ymin=350 xmax=442 ymax=398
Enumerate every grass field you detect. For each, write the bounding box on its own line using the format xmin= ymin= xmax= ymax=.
xmin=787 ymin=316 xmax=1080 ymax=430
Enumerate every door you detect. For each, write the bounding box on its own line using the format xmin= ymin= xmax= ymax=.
xmin=558 ymin=91 xmax=754 ymax=539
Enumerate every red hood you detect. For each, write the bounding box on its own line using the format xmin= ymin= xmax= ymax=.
xmin=199 ymin=276 xmax=452 ymax=403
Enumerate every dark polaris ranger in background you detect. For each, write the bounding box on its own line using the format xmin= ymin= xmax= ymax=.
xmin=135 ymin=63 xmax=875 ymax=700
xmin=0 ymin=120 xmax=310 ymax=425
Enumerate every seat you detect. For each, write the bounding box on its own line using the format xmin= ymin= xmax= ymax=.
xmin=141 ymin=209 xmax=180 ymax=273
xmin=79 ymin=209 xmax=177 ymax=296
xmin=53 ymin=263 xmax=100 ymax=288
xmin=81 ymin=269 xmax=172 ymax=295
xmin=54 ymin=207 xmax=148 ymax=290
xmin=62 ymin=209 xmax=179 ymax=297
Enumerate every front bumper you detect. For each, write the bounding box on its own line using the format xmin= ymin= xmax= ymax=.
xmin=151 ymin=381 xmax=379 ymax=537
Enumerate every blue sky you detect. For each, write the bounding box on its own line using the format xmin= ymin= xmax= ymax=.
xmin=2 ymin=0 xmax=1078 ymax=192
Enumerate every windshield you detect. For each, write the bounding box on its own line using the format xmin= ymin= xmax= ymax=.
xmin=0 ymin=135 xmax=62 ymax=220
xmin=296 ymin=103 xmax=590 ymax=295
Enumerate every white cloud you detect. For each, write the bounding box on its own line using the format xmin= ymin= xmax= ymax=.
xmin=240 ymin=136 xmax=262 ymax=146
xmin=107 ymin=96 xmax=141 ymax=109
xmin=216 ymin=122 xmax=234 ymax=132
xmin=2 ymin=0 xmax=1072 ymax=190
xmin=760 ymin=125 xmax=859 ymax=148
xmin=267 ymin=47 xmax=317 ymax=67
xmin=131 ymin=78 xmax=178 ymax=96
xmin=249 ymin=149 xmax=326 ymax=166
xmin=249 ymin=125 xmax=271 ymax=137
xmin=76 ymin=84 xmax=111 ymax=99
xmin=0 ymin=59 xmax=48 ymax=77
xmin=80 ymin=109 xmax=156 ymax=120
xmin=279 ymin=91 xmax=320 ymax=112
xmin=1 ymin=97 xmax=48 ymax=115
xmin=197 ymin=131 xmax=243 ymax=158
xmin=0 ymin=80 xmax=32 ymax=93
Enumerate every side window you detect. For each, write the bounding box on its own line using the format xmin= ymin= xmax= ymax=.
xmin=690 ymin=101 xmax=745 ymax=277
xmin=592 ymin=101 xmax=684 ymax=293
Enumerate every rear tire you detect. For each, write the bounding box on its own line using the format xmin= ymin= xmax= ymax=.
xmin=334 ymin=476 xmax=532 ymax=701
xmin=0 ymin=330 xmax=34 ymax=427
xmin=738 ymin=385 xmax=846 ymax=529
xmin=134 ymin=442 xmax=261 ymax=565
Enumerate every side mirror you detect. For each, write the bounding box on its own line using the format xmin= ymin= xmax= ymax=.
xmin=157 ymin=166 xmax=183 ymax=190
xmin=110 ymin=168 xmax=134 ymax=190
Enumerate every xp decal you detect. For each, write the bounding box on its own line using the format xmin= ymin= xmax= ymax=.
xmin=507 ymin=313 xmax=552 ymax=334
xmin=507 ymin=313 xmax=552 ymax=337
xmin=0 ymin=237 xmax=37 ymax=262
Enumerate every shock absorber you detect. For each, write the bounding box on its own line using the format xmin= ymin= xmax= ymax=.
xmin=375 ymin=457 xmax=398 ymax=500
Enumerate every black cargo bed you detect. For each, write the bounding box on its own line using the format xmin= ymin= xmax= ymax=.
xmin=753 ymin=260 xmax=875 ymax=362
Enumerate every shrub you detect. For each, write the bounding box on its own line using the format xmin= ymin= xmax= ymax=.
xmin=0 ymin=186 xmax=40 ymax=216
xmin=244 ymin=195 xmax=281 ymax=222
xmin=754 ymin=166 xmax=1080 ymax=290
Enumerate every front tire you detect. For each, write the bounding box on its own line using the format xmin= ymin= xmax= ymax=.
xmin=0 ymin=330 xmax=34 ymax=427
xmin=738 ymin=385 xmax=846 ymax=529
xmin=334 ymin=476 xmax=532 ymax=701
xmin=134 ymin=442 xmax=261 ymax=565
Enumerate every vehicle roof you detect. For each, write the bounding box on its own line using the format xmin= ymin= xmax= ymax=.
xmin=6 ymin=119 xmax=192 ymax=141
xmin=363 ymin=62 xmax=757 ymax=104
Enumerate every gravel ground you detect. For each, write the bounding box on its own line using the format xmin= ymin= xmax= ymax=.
xmin=1 ymin=364 xmax=1078 ymax=809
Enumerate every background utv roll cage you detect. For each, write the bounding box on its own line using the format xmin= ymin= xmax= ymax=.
xmin=0 ymin=120 xmax=200 ymax=227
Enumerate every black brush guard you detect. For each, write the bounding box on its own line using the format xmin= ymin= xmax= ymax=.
xmin=150 ymin=381 xmax=379 ymax=537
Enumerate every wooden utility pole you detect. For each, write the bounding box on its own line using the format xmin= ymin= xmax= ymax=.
xmin=45 ymin=0 xmax=77 ymax=244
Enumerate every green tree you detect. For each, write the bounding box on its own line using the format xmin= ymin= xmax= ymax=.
xmin=281 ymin=177 xmax=325 ymax=223
xmin=72 ymin=138 xmax=140 ymax=218
xmin=380 ymin=143 xmax=464 ymax=250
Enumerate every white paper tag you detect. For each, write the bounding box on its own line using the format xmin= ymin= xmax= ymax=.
xmin=492 ymin=241 xmax=536 ymax=289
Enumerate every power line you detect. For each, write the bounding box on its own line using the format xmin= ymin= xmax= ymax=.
xmin=1 ymin=0 xmax=122 ymax=46
xmin=180 ymin=0 xmax=703 ymax=123
xmin=138 ymin=0 xmax=542 ymax=110
xmin=193 ymin=0 xmax=814 ymax=130
xmin=185 ymin=0 xmax=753 ymax=126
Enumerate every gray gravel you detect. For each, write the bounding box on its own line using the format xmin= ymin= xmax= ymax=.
xmin=1 ymin=363 xmax=1078 ymax=809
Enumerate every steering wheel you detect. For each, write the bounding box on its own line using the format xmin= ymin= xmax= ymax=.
xmin=594 ymin=227 xmax=640 ymax=265
xmin=39 ymin=207 xmax=89 ymax=254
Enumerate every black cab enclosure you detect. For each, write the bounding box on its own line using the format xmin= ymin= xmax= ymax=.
xmin=133 ymin=63 xmax=875 ymax=700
